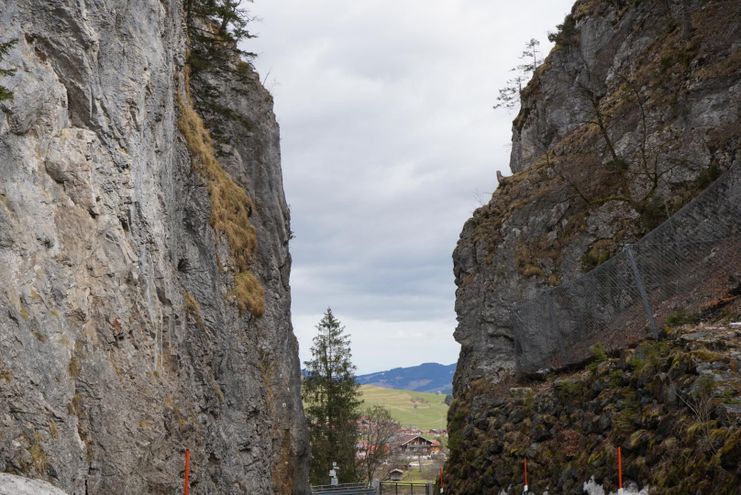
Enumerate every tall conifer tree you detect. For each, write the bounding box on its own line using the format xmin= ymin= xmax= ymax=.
xmin=303 ymin=308 xmax=361 ymax=485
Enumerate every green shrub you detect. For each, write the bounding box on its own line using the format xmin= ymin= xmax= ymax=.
xmin=548 ymin=14 xmax=578 ymax=48
xmin=614 ymin=391 xmax=640 ymax=432
xmin=666 ymin=309 xmax=699 ymax=326
xmin=694 ymin=164 xmax=721 ymax=190
xmin=592 ymin=343 xmax=608 ymax=363
xmin=555 ymin=379 xmax=584 ymax=402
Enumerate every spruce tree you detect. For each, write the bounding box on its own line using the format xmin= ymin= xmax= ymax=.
xmin=303 ymin=308 xmax=361 ymax=485
xmin=185 ymin=0 xmax=255 ymax=52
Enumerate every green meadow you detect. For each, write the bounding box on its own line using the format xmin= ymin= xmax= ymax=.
xmin=359 ymin=385 xmax=448 ymax=430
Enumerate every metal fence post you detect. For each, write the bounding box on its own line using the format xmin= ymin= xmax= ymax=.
xmin=625 ymin=244 xmax=658 ymax=338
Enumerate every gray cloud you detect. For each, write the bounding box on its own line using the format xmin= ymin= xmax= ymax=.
xmin=247 ymin=0 xmax=574 ymax=373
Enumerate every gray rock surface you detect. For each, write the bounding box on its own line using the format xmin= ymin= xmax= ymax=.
xmin=509 ymin=1 xmax=741 ymax=176
xmin=448 ymin=1 xmax=741 ymax=486
xmin=452 ymin=0 xmax=740 ymax=392
xmin=0 ymin=474 xmax=69 ymax=495
xmin=0 ymin=1 xmax=307 ymax=494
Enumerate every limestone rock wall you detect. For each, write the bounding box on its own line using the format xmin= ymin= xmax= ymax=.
xmin=452 ymin=0 xmax=740 ymax=392
xmin=450 ymin=0 xmax=740 ymax=489
xmin=0 ymin=474 xmax=70 ymax=495
xmin=0 ymin=1 xmax=308 ymax=494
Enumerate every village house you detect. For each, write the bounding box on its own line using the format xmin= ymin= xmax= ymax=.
xmin=386 ymin=468 xmax=405 ymax=482
xmin=393 ymin=435 xmax=442 ymax=457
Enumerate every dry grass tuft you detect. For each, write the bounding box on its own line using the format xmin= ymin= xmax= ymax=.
xmin=48 ymin=420 xmax=59 ymax=439
xmin=177 ymin=90 xmax=264 ymax=317
xmin=67 ymin=393 xmax=82 ymax=416
xmin=0 ymin=360 xmax=12 ymax=383
xmin=232 ymin=271 xmax=266 ymax=316
xmin=184 ymin=291 xmax=206 ymax=330
xmin=30 ymin=432 xmax=48 ymax=474
xmin=68 ymin=356 xmax=81 ymax=378
xmin=272 ymin=429 xmax=295 ymax=494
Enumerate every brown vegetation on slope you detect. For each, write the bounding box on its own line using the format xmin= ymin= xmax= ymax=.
xmin=177 ymin=88 xmax=265 ymax=316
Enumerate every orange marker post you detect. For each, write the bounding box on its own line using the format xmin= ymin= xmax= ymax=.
xmin=439 ymin=465 xmax=444 ymax=494
xmin=523 ymin=457 xmax=529 ymax=493
xmin=184 ymin=448 xmax=190 ymax=495
xmin=617 ymin=447 xmax=623 ymax=494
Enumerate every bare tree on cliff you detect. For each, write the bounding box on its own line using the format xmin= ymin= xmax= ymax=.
xmin=303 ymin=308 xmax=362 ymax=485
xmin=357 ymin=405 xmax=399 ymax=483
xmin=493 ymin=38 xmax=541 ymax=110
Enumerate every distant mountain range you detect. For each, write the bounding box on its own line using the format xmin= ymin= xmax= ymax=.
xmin=356 ymin=362 xmax=456 ymax=394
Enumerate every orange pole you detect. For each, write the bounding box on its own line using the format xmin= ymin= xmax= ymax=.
xmin=524 ymin=457 xmax=528 ymax=487
xmin=617 ymin=447 xmax=622 ymax=490
xmin=184 ymin=448 xmax=190 ymax=495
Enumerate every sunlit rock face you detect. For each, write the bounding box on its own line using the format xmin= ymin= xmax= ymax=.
xmin=449 ymin=0 xmax=740 ymax=492
xmin=0 ymin=1 xmax=308 ymax=493
xmin=0 ymin=474 xmax=70 ymax=495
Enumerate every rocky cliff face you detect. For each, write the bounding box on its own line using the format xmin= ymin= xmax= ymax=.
xmin=447 ymin=321 xmax=741 ymax=494
xmin=0 ymin=1 xmax=308 ymax=494
xmin=449 ymin=0 xmax=740 ymax=490
xmin=453 ymin=0 xmax=740 ymax=390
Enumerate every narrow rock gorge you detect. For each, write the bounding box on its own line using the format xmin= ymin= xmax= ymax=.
xmin=0 ymin=1 xmax=308 ymax=493
xmin=448 ymin=0 xmax=740 ymax=492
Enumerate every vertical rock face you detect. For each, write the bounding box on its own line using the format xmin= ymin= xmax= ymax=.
xmin=452 ymin=0 xmax=740 ymax=392
xmin=449 ymin=0 xmax=739 ymax=489
xmin=0 ymin=1 xmax=308 ymax=494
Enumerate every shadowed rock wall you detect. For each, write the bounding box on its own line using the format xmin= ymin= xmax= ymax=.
xmin=450 ymin=0 xmax=740 ymax=490
xmin=452 ymin=0 xmax=740 ymax=394
xmin=513 ymin=163 xmax=741 ymax=374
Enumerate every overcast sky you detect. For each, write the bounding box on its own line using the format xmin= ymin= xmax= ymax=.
xmin=247 ymin=0 xmax=574 ymax=374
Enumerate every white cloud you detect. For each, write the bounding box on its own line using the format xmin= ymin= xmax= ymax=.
xmin=247 ymin=0 xmax=575 ymax=374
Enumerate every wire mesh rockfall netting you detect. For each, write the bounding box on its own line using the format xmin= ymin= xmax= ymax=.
xmin=513 ymin=163 xmax=741 ymax=374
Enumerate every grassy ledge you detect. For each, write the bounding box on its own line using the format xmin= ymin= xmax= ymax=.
xmin=177 ymin=82 xmax=265 ymax=317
